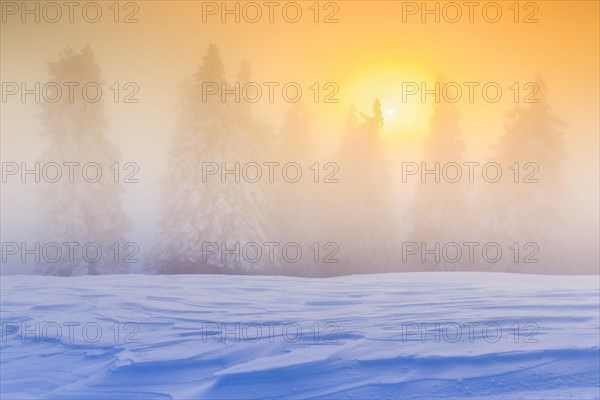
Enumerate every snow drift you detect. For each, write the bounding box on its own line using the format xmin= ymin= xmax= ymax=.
xmin=1 ymin=272 xmax=598 ymax=399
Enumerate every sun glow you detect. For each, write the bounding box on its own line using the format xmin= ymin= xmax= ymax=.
xmin=345 ymin=65 xmax=434 ymax=140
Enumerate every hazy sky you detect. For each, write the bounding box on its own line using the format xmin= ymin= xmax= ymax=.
xmin=1 ymin=1 xmax=598 ymax=264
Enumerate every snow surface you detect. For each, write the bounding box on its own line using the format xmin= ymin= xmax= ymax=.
xmin=1 ymin=272 xmax=598 ymax=399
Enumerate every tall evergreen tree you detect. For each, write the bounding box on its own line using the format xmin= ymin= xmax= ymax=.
xmin=326 ymin=100 xmax=397 ymax=275
xmin=476 ymin=75 xmax=570 ymax=273
xmin=37 ymin=46 xmax=130 ymax=276
xmin=153 ymin=45 xmax=277 ymax=274
xmin=406 ymin=77 xmax=470 ymax=271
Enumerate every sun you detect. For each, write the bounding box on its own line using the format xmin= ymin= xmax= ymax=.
xmin=345 ymin=64 xmax=434 ymax=140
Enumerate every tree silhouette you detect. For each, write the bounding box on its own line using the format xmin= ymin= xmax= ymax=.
xmin=406 ymin=75 xmax=470 ymax=271
xmin=326 ymin=99 xmax=397 ymax=275
xmin=37 ymin=46 xmax=130 ymax=276
xmin=475 ymin=75 xmax=570 ymax=273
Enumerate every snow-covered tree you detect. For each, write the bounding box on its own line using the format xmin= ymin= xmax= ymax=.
xmin=475 ymin=75 xmax=570 ymax=273
xmin=325 ymin=100 xmax=397 ymax=275
xmin=36 ymin=46 xmax=130 ymax=276
xmin=152 ymin=45 xmax=277 ymax=274
xmin=406 ymin=77 xmax=470 ymax=271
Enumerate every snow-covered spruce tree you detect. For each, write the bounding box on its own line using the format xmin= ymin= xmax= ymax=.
xmin=475 ymin=75 xmax=570 ymax=273
xmin=152 ymin=45 xmax=277 ymax=274
xmin=405 ymin=78 xmax=470 ymax=271
xmin=36 ymin=46 xmax=130 ymax=276
xmin=325 ymin=100 xmax=397 ymax=276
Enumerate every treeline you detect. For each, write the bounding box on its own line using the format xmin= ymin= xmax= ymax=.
xmin=32 ymin=45 xmax=577 ymax=276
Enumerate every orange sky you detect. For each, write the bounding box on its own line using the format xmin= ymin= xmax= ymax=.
xmin=2 ymin=1 xmax=598 ymax=141
xmin=1 ymin=0 xmax=598 ymax=246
